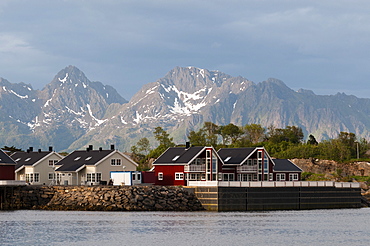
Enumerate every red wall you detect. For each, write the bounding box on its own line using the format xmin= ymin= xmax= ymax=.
xmin=155 ymin=165 xmax=185 ymax=186
xmin=0 ymin=166 xmax=15 ymax=180
xmin=141 ymin=171 xmax=156 ymax=184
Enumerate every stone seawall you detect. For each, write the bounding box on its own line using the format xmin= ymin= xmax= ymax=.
xmin=0 ymin=186 xmax=204 ymax=211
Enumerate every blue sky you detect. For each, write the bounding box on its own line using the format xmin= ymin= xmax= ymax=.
xmin=1 ymin=0 xmax=370 ymax=100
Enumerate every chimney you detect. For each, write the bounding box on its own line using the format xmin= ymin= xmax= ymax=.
xmin=89 ymin=145 xmax=93 ymax=151
xmin=99 ymin=147 xmax=103 ymax=151
xmin=38 ymin=149 xmax=41 ymax=153
xmin=27 ymin=149 xmax=30 ymax=153
xmin=111 ymin=145 xmax=115 ymax=150
xmin=49 ymin=146 xmax=53 ymax=152
xmin=186 ymin=142 xmax=190 ymax=149
xmin=86 ymin=147 xmax=90 ymax=152
xmin=29 ymin=147 xmax=33 ymax=152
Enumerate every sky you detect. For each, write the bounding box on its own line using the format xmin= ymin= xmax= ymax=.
xmin=1 ymin=0 xmax=370 ymax=100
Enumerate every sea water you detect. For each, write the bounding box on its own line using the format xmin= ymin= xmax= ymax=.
xmin=0 ymin=208 xmax=369 ymax=246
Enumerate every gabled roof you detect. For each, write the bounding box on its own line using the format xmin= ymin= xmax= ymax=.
xmin=12 ymin=151 xmax=57 ymax=170
xmin=153 ymin=146 xmax=221 ymax=165
xmin=56 ymin=149 xmax=137 ymax=172
xmin=217 ymin=147 xmax=258 ymax=165
xmin=273 ymin=159 xmax=303 ymax=172
xmin=0 ymin=149 xmax=16 ymax=165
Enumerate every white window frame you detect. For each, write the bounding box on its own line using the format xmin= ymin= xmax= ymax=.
xmin=48 ymin=173 xmax=61 ymax=181
xmin=223 ymin=173 xmax=234 ymax=181
xmin=158 ymin=172 xmax=163 ymax=180
xmin=276 ymin=173 xmax=286 ymax=181
xmin=175 ymin=172 xmax=184 ymax=180
xmin=86 ymin=173 xmax=102 ymax=182
xmin=49 ymin=160 xmax=59 ymax=167
xmin=289 ymin=173 xmax=299 ymax=181
xmin=111 ymin=159 xmax=122 ymax=166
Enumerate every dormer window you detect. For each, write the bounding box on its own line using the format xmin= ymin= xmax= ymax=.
xmin=224 ymin=157 xmax=231 ymax=162
xmin=172 ymin=155 xmax=180 ymax=161
xmin=74 ymin=157 xmax=81 ymax=161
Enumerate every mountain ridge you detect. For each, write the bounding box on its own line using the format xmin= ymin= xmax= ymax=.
xmin=1 ymin=65 xmax=370 ymax=152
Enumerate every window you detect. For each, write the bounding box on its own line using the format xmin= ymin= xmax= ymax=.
xmin=289 ymin=173 xmax=299 ymax=181
xmin=223 ymin=173 xmax=234 ymax=181
xmin=137 ymin=173 xmax=141 ymax=181
xmin=175 ymin=172 xmax=184 ymax=180
xmin=74 ymin=157 xmax=81 ymax=161
xmin=85 ymin=156 xmax=92 ymax=161
xmin=172 ymin=155 xmax=180 ymax=161
xmin=264 ymin=159 xmax=268 ymax=173
xmin=258 ymin=151 xmax=262 ymax=159
xmin=224 ymin=157 xmax=231 ymax=162
xmin=25 ymin=158 xmax=31 ymax=162
xmin=48 ymin=173 xmax=61 ymax=181
xmin=189 ymin=173 xmax=201 ymax=181
xmin=269 ymin=173 xmax=273 ymax=181
xmin=111 ymin=159 xmax=122 ymax=166
xmin=49 ymin=160 xmax=59 ymax=166
xmin=87 ymin=173 xmax=102 ymax=182
xmin=132 ymin=173 xmax=136 ymax=180
xmin=276 ymin=173 xmax=286 ymax=181
xmin=158 ymin=172 xmax=163 ymax=180
xmin=26 ymin=173 xmax=39 ymax=183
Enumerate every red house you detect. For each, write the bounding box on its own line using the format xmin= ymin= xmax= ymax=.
xmin=153 ymin=146 xmax=302 ymax=186
xmin=153 ymin=145 xmax=223 ymax=186
xmin=0 ymin=149 xmax=16 ymax=180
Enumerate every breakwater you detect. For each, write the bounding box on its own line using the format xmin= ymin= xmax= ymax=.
xmin=0 ymin=185 xmax=204 ymax=211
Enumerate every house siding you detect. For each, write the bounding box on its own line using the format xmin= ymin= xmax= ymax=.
xmin=0 ymin=165 xmax=15 ymax=180
xmin=155 ymin=165 xmax=185 ymax=186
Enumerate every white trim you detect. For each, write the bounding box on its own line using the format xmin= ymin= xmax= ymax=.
xmin=95 ymin=150 xmax=138 ymax=167
xmin=175 ymin=172 xmax=184 ymax=180
xmin=158 ymin=172 xmax=163 ymax=180
xmin=32 ymin=151 xmax=64 ymax=167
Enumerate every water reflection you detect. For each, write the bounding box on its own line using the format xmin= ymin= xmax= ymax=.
xmin=0 ymin=209 xmax=369 ymax=245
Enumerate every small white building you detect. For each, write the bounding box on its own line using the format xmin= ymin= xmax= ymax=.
xmin=110 ymin=171 xmax=142 ymax=186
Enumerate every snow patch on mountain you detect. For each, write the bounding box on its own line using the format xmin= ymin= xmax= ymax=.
xmin=9 ymin=89 xmax=28 ymax=99
xmin=59 ymin=73 xmax=69 ymax=83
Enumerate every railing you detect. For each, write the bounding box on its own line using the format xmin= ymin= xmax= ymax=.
xmin=184 ymin=165 xmax=206 ymax=172
xmin=237 ymin=165 xmax=258 ymax=172
xmin=187 ymin=181 xmax=361 ymax=188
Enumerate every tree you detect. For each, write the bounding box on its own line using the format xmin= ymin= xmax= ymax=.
xmin=153 ymin=127 xmax=175 ymax=148
xmin=1 ymin=145 xmax=22 ymax=154
xmin=202 ymin=122 xmax=219 ymax=146
xmin=148 ymin=127 xmax=175 ymax=159
xmin=219 ymin=123 xmax=243 ymax=145
xmin=188 ymin=129 xmax=207 ymax=146
xmin=268 ymin=125 xmax=303 ymax=144
xmin=137 ymin=137 xmax=150 ymax=156
xmin=243 ymin=124 xmax=266 ymax=144
xmin=307 ymin=134 xmax=318 ymax=145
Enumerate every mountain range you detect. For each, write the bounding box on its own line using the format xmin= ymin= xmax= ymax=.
xmin=1 ymin=65 xmax=370 ymax=152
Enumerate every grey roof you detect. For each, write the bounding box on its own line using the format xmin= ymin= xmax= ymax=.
xmin=0 ymin=149 xmax=16 ymax=165
xmin=12 ymin=151 xmax=52 ymax=170
xmin=56 ymin=150 xmax=115 ymax=172
xmin=153 ymin=146 xmax=206 ymax=164
xmin=273 ymin=159 xmax=303 ymax=172
xmin=217 ymin=148 xmax=256 ymax=164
